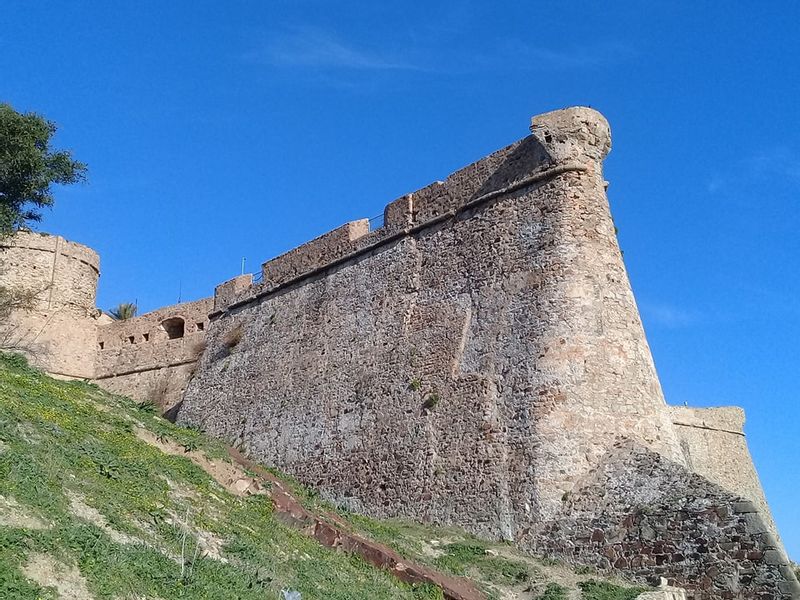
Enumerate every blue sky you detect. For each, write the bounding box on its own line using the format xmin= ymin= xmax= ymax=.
xmin=3 ymin=2 xmax=798 ymax=557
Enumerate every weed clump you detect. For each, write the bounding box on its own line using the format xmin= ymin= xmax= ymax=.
xmin=538 ymin=583 xmax=568 ymax=600
xmin=422 ymin=393 xmax=439 ymax=412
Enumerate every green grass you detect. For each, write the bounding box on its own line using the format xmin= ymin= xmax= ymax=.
xmin=578 ymin=579 xmax=646 ymax=600
xmin=0 ymin=352 xmax=652 ymax=600
xmin=0 ymin=353 xmax=441 ymax=600
xmin=432 ymin=542 xmax=531 ymax=586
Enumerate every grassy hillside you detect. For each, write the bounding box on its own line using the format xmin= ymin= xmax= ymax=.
xmin=0 ymin=353 xmax=649 ymax=600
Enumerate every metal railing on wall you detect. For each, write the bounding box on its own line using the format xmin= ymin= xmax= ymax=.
xmin=368 ymin=213 xmax=384 ymax=231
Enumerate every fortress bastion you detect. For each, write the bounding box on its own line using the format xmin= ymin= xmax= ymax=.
xmin=0 ymin=107 xmax=796 ymax=599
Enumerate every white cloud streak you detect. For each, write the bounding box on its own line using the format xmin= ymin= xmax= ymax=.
xmin=245 ymin=26 xmax=634 ymax=75
xmin=642 ymin=302 xmax=698 ymax=328
xmin=490 ymin=40 xmax=636 ymax=70
xmin=247 ymin=27 xmax=419 ymax=71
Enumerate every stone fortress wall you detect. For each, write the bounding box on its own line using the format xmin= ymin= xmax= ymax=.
xmin=0 ymin=234 xmax=212 ymax=410
xmin=185 ymin=107 xmax=686 ymax=533
xmin=0 ymin=107 xmax=796 ymax=598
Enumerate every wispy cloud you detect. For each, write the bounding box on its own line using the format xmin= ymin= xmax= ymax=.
xmin=246 ymin=27 xmax=419 ymax=71
xmin=641 ymin=302 xmax=699 ymax=328
xmin=708 ymin=146 xmax=800 ymax=194
xmin=488 ymin=40 xmax=636 ymax=70
xmin=245 ymin=25 xmax=634 ymax=77
xmin=749 ymin=147 xmax=800 ymax=182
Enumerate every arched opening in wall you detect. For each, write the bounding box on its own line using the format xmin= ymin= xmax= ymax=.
xmin=161 ymin=317 xmax=185 ymax=340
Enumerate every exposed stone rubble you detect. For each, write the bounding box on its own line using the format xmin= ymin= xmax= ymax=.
xmin=534 ymin=442 xmax=799 ymax=599
xmin=637 ymin=579 xmax=688 ymax=600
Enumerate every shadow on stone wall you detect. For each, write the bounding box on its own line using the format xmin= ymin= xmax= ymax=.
xmin=530 ymin=441 xmax=800 ymax=599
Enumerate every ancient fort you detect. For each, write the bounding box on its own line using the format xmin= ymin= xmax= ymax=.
xmin=1 ymin=107 xmax=797 ymax=599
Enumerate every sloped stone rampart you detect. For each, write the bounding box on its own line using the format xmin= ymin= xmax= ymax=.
xmin=670 ymin=406 xmax=782 ymax=553
xmin=178 ymin=107 xmax=684 ymax=539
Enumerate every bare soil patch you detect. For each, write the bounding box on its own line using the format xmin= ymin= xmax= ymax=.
xmin=22 ymin=553 xmax=93 ymax=600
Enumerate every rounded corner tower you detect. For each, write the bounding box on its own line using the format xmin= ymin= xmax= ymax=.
xmin=0 ymin=230 xmax=101 ymax=378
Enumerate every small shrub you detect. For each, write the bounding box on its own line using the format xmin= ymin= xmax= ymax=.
xmin=0 ymin=351 xmax=31 ymax=371
xmin=408 ymin=378 xmax=422 ymax=392
xmin=182 ymin=439 xmax=200 ymax=453
xmin=222 ymin=325 xmax=244 ymax=351
xmin=412 ymin=582 xmax=445 ymax=600
xmin=538 ymin=583 xmax=568 ymax=600
xmin=137 ymin=399 xmax=157 ymax=413
xmin=480 ymin=555 xmax=531 ymax=584
xmin=433 ymin=541 xmax=530 ymax=585
xmin=422 ymin=393 xmax=439 ymax=411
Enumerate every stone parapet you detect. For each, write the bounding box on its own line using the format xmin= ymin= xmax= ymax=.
xmin=213 ymin=107 xmax=611 ymax=316
xmin=214 ymin=274 xmax=253 ymax=312
xmin=261 ymin=220 xmax=370 ymax=290
xmin=3 ymin=230 xmax=100 ymax=274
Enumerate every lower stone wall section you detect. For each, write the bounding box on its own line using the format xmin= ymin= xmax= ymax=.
xmin=94 ymin=298 xmax=212 ymax=411
xmin=531 ymin=442 xmax=799 ymax=600
xmin=669 ymin=406 xmax=781 ymax=553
